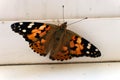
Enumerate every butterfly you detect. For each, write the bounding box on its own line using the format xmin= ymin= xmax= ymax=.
xmin=11 ymin=21 xmax=101 ymax=61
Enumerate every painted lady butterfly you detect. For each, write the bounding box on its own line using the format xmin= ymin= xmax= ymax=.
xmin=11 ymin=22 xmax=101 ymax=61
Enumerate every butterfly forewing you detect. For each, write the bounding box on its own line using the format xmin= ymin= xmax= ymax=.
xmin=11 ymin=22 xmax=57 ymax=56
xmin=67 ymin=29 xmax=101 ymax=58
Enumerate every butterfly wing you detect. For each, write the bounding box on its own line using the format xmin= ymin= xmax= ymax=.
xmin=49 ymin=29 xmax=101 ymax=61
xmin=11 ymin=22 xmax=57 ymax=56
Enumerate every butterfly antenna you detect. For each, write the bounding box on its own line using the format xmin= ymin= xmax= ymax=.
xmin=68 ymin=17 xmax=88 ymax=25
xmin=62 ymin=5 xmax=65 ymax=23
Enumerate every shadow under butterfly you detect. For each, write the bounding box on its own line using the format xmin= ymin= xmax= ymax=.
xmin=11 ymin=21 xmax=101 ymax=61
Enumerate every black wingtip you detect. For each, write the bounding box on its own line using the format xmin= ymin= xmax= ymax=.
xmin=85 ymin=49 xmax=101 ymax=58
xmin=11 ymin=23 xmax=16 ymax=30
xmin=11 ymin=22 xmax=20 ymax=33
xmin=81 ymin=38 xmax=101 ymax=58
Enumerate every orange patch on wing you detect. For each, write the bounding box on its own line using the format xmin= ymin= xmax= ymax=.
xmin=70 ymin=50 xmax=76 ymax=54
xmin=72 ymin=36 xmax=76 ymax=40
xmin=62 ymin=46 xmax=69 ymax=55
xmin=70 ymin=41 xmax=75 ymax=47
xmin=27 ymin=33 xmax=38 ymax=41
xmin=62 ymin=46 xmax=68 ymax=51
xmin=31 ymin=28 xmax=41 ymax=33
xmin=40 ymin=31 xmax=46 ymax=37
xmin=27 ymin=28 xmax=41 ymax=41
xmin=27 ymin=24 xmax=51 ymax=41
xmin=45 ymin=26 xmax=51 ymax=31
xmin=41 ymin=39 xmax=46 ymax=44
xmin=50 ymin=46 xmax=71 ymax=61
xmin=76 ymin=37 xmax=82 ymax=43
xmin=39 ymin=24 xmax=46 ymax=30
xmin=50 ymin=52 xmax=71 ymax=61
xmin=70 ymin=36 xmax=84 ymax=56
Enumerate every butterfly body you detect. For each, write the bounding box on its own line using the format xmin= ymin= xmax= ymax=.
xmin=11 ymin=22 xmax=101 ymax=61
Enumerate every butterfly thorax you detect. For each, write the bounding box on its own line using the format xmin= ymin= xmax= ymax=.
xmin=54 ymin=22 xmax=67 ymax=41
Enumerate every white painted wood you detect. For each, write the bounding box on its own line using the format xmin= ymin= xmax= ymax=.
xmin=0 ymin=18 xmax=120 ymax=64
xmin=0 ymin=0 xmax=120 ymax=20
xmin=0 ymin=63 xmax=120 ymax=80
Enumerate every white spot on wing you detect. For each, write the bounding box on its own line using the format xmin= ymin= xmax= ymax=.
xmin=22 ymin=29 xmax=26 ymax=32
xmin=19 ymin=28 xmax=21 ymax=30
xmin=95 ymin=49 xmax=98 ymax=51
xmin=87 ymin=46 xmax=90 ymax=49
xmin=27 ymin=22 xmax=34 ymax=28
xmin=27 ymin=25 xmax=32 ymax=28
xmin=91 ymin=53 xmax=93 ymax=55
xmin=19 ymin=22 xmax=23 ymax=25
xmin=30 ymin=22 xmax=34 ymax=26
xmin=86 ymin=51 xmax=90 ymax=54
xmin=18 ymin=26 xmax=20 ymax=28
xmin=88 ymin=43 xmax=91 ymax=46
xmin=87 ymin=43 xmax=91 ymax=49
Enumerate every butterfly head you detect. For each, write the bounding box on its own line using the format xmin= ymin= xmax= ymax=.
xmin=60 ymin=22 xmax=67 ymax=29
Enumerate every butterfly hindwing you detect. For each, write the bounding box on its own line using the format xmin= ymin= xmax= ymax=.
xmin=11 ymin=22 xmax=56 ymax=56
